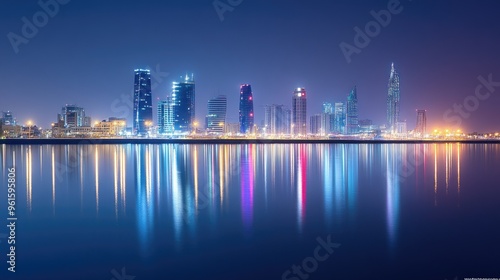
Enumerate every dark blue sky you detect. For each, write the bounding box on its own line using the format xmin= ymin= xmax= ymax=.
xmin=1 ymin=0 xmax=500 ymax=132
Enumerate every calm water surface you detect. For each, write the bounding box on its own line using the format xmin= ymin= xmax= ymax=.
xmin=1 ymin=143 xmax=500 ymax=280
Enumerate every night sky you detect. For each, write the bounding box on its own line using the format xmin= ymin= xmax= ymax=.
xmin=1 ymin=0 xmax=500 ymax=132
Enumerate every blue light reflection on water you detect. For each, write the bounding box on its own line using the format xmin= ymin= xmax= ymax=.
xmin=0 ymin=143 xmax=499 ymax=279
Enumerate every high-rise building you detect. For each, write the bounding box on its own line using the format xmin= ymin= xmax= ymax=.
xmin=284 ymin=108 xmax=292 ymax=134
xmin=310 ymin=114 xmax=322 ymax=134
xmin=334 ymin=102 xmax=346 ymax=134
xmin=321 ymin=103 xmax=334 ymax=135
xmin=346 ymin=86 xmax=359 ymax=135
xmin=1 ymin=111 xmax=15 ymax=126
xmin=158 ymin=97 xmax=174 ymax=134
xmin=264 ymin=104 xmax=289 ymax=135
xmin=172 ymin=74 xmax=196 ymax=133
xmin=239 ymin=84 xmax=254 ymax=134
xmin=396 ymin=121 xmax=407 ymax=136
xmin=292 ymin=88 xmax=307 ymax=135
xmin=61 ymin=105 xmax=87 ymax=127
xmin=415 ymin=109 xmax=427 ymax=136
xmin=133 ymin=69 xmax=153 ymax=135
xmin=387 ymin=63 xmax=401 ymax=133
xmin=206 ymin=95 xmax=227 ymax=133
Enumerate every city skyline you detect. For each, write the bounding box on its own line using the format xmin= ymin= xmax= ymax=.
xmin=2 ymin=1 xmax=500 ymax=132
xmin=1 ymin=62 xmax=497 ymax=136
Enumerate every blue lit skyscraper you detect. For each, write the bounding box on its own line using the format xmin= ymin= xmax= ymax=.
xmin=334 ymin=102 xmax=346 ymax=134
xmin=387 ymin=63 xmax=401 ymax=133
xmin=346 ymin=86 xmax=359 ymax=135
xmin=172 ymin=74 xmax=196 ymax=133
xmin=157 ymin=97 xmax=174 ymax=134
xmin=239 ymin=84 xmax=254 ymax=134
xmin=133 ymin=69 xmax=153 ymax=136
xmin=1 ymin=111 xmax=15 ymax=126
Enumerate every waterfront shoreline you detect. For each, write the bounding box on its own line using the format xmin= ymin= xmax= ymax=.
xmin=1 ymin=138 xmax=500 ymax=145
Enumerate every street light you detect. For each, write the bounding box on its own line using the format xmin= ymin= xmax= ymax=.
xmin=26 ymin=120 xmax=33 ymax=138
xmin=192 ymin=121 xmax=199 ymax=135
xmin=218 ymin=122 xmax=225 ymax=135
xmin=145 ymin=121 xmax=153 ymax=137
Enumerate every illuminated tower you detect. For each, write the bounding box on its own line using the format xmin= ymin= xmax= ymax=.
xmin=157 ymin=97 xmax=174 ymax=134
xmin=292 ymin=88 xmax=307 ymax=135
xmin=133 ymin=69 xmax=153 ymax=135
xmin=172 ymin=74 xmax=196 ymax=132
xmin=239 ymin=84 xmax=254 ymax=134
xmin=346 ymin=86 xmax=359 ymax=134
xmin=334 ymin=102 xmax=346 ymax=134
xmin=207 ymin=95 xmax=227 ymax=133
xmin=387 ymin=63 xmax=401 ymax=134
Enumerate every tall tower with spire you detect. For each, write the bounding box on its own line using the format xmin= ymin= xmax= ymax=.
xmin=387 ymin=63 xmax=400 ymax=133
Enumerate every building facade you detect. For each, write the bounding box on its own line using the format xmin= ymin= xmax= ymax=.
xmin=310 ymin=114 xmax=321 ymax=134
xmin=239 ymin=84 xmax=254 ymax=134
xmin=206 ymin=95 xmax=227 ymax=133
xmin=61 ymin=105 xmax=87 ymax=128
xmin=264 ymin=104 xmax=290 ymax=135
xmin=292 ymin=88 xmax=307 ymax=135
xmin=346 ymin=86 xmax=359 ymax=135
xmin=1 ymin=111 xmax=15 ymax=126
xmin=321 ymin=103 xmax=334 ymax=135
xmin=387 ymin=63 xmax=401 ymax=134
xmin=133 ymin=69 xmax=153 ymax=136
xmin=334 ymin=102 xmax=346 ymax=134
xmin=158 ymin=97 xmax=174 ymax=134
xmin=172 ymin=74 xmax=196 ymax=133
xmin=415 ymin=109 xmax=427 ymax=136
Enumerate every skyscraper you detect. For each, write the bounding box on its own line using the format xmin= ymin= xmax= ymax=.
xmin=172 ymin=74 xmax=196 ymax=133
xmin=346 ymin=86 xmax=359 ymax=135
xmin=321 ymin=103 xmax=334 ymax=135
xmin=157 ymin=97 xmax=174 ymax=134
xmin=284 ymin=108 xmax=292 ymax=135
xmin=264 ymin=104 xmax=288 ymax=135
xmin=1 ymin=111 xmax=15 ymax=126
xmin=206 ymin=95 xmax=227 ymax=133
xmin=415 ymin=109 xmax=427 ymax=136
xmin=310 ymin=114 xmax=321 ymax=134
xmin=387 ymin=63 xmax=401 ymax=134
xmin=239 ymin=84 xmax=254 ymax=134
xmin=133 ymin=69 xmax=153 ymax=136
xmin=334 ymin=102 xmax=346 ymax=134
xmin=292 ymin=88 xmax=307 ymax=135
